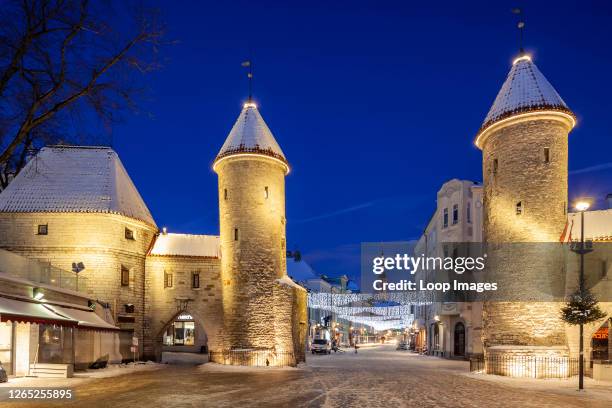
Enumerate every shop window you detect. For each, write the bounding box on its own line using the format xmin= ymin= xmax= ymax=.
xmin=192 ymin=272 xmax=200 ymax=289
xmin=163 ymin=314 xmax=195 ymax=346
xmin=452 ymin=204 xmax=459 ymax=225
xmin=164 ymin=272 xmax=173 ymax=288
xmin=37 ymin=224 xmax=48 ymax=235
xmin=120 ymin=265 xmax=130 ymax=286
xmin=125 ymin=227 xmax=135 ymax=240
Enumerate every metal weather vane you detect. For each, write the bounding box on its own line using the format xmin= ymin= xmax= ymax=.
xmin=241 ymin=59 xmax=253 ymax=101
xmin=511 ymin=8 xmax=526 ymax=54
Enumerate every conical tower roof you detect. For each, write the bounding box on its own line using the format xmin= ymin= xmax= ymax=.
xmin=475 ymin=55 xmax=575 ymax=148
xmin=214 ymin=102 xmax=289 ymax=173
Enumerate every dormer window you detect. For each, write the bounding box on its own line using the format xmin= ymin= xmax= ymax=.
xmin=125 ymin=227 xmax=135 ymax=240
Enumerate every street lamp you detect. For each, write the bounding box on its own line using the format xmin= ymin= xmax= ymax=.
xmin=573 ymin=198 xmax=593 ymax=390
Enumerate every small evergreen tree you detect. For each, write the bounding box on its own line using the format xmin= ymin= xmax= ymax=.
xmin=560 ymin=287 xmax=606 ymax=325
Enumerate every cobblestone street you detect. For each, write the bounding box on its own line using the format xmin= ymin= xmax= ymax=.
xmin=3 ymin=345 xmax=611 ymax=407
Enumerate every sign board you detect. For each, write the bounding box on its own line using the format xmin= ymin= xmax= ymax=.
xmin=177 ymin=313 xmax=193 ymax=321
xmin=132 ymin=337 xmax=139 ymax=346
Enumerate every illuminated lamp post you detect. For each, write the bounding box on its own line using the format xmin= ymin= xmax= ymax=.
xmin=573 ymin=199 xmax=592 ymax=390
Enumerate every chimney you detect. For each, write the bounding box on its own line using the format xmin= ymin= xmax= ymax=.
xmin=607 ymin=194 xmax=612 ymax=209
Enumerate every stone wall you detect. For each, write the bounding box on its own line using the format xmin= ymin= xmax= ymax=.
xmin=143 ymin=255 xmax=223 ymax=360
xmin=481 ymin=117 xmax=571 ymax=352
xmin=0 ymin=212 xmax=156 ymax=357
xmin=215 ymin=156 xmax=289 ymax=354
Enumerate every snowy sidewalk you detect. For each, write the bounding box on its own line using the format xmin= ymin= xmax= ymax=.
xmin=0 ymin=362 xmax=166 ymax=389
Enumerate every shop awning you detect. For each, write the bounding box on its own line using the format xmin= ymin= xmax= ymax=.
xmin=0 ymin=297 xmax=77 ymax=327
xmin=43 ymin=305 xmax=120 ymax=331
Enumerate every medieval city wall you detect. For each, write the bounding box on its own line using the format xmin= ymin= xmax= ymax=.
xmin=482 ymin=118 xmax=571 ymax=351
xmin=0 ymin=212 xmax=155 ymax=357
xmin=215 ymin=156 xmax=288 ymax=354
xmin=144 ymin=255 xmax=223 ymax=360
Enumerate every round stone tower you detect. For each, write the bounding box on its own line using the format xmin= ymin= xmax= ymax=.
xmin=476 ymin=54 xmax=576 ymax=370
xmin=213 ymin=101 xmax=294 ymax=365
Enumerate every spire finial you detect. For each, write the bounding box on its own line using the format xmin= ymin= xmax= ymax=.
xmin=241 ymin=59 xmax=253 ymax=102
xmin=511 ymin=8 xmax=525 ymax=55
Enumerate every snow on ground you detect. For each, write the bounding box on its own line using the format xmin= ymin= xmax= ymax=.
xmin=465 ymin=371 xmax=612 ymax=403
xmin=1 ymin=347 xmax=610 ymax=407
xmin=0 ymin=361 xmax=166 ymax=388
xmin=198 ymin=362 xmax=306 ymax=373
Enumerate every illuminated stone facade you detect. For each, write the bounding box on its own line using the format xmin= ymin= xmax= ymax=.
xmin=0 ymin=101 xmax=308 ymax=367
xmin=0 ymin=212 xmax=156 ymax=359
xmin=477 ymin=55 xmax=576 ymax=361
xmin=481 ymin=118 xmax=572 ymax=350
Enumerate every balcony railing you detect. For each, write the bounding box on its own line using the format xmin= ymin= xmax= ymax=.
xmin=0 ymin=248 xmax=88 ymax=293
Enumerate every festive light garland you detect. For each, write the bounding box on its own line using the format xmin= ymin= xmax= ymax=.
xmin=308 ymin=292 xmax=421 ymax=330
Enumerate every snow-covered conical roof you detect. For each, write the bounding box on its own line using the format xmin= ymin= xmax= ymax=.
xmin=0 ymin=146 xmax=156 ymax=227
xmin=214 ymin=102 xmax=288 ymax=172
xmin=475 ymin=55 xmax=575 ymax=147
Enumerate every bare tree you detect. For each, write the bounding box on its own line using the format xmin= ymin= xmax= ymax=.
xmin=0 ymin=0 xmax=165 ymax=189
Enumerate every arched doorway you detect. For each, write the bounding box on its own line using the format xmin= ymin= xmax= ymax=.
xmin=591 ymin=320 xmax=609 ymax=361
xmin=454 ymin=322 xmax=465 ymax=357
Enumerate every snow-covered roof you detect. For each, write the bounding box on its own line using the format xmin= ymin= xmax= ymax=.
xmin=149 ymin=233 xmax=220 ymax=257
xmin=214 ymin=102 xmax=288 ymax=171
xmin=566 ymin=209 xmax=612 ymax=242
xmin=286 ymin=258 xmax=319 ymax=282
xmin=0 ymin=146 xmax=156 ymax=227
xmin=477 ymin=55 xmax=574 ymax=142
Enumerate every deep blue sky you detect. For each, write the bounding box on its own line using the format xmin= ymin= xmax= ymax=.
xmin=110 ymin=1 xmax=612 ymax=281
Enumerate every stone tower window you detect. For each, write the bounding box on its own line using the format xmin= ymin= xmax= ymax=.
xmin=265 ymin=186 xmax=269 ymax=199
xmin=493 ymin=158 xmax=498 ymax=174
xmin=234 ymin=228 xmax=239 ymax=241
xmin=125 ymin=227 xmax=134 ymax=240
xmin=164 ymin=271 xmax=173 ymax=288
xmin=37 ymin=224 xmax=48 ymax=235
xmin=515 ymin=201 xmax=523 ymax=215
xmin=544 ymin=147 xmax=550 ymax=163
xmin=121 ymin=265 xmax=130 ymax=286
xmin=192 ymin=271 xmax=200 ymax=289
xmin=224 ymin=188 xmax=228 ymax=200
